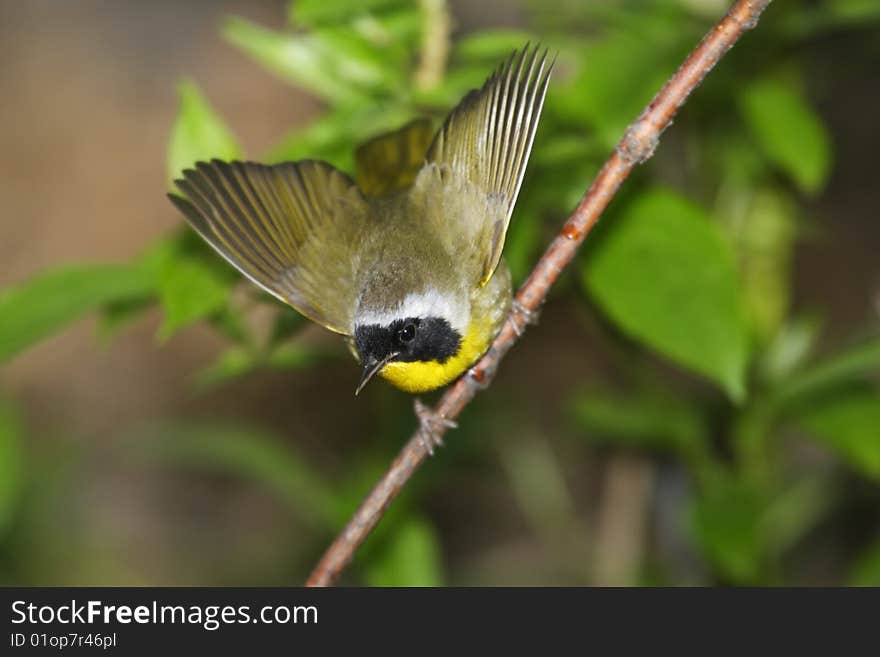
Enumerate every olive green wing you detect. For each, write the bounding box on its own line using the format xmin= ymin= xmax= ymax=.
xmin=422 ymin=44 xmax=553 ymax=286
xmin=355 ymin=118 xmax=435 ymax=197
xmin=168 ymin=159 xmax=368 ymax=335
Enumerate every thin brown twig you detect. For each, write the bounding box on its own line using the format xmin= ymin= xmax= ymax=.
xmin=306 ymin=0 xmax=773 ymax=587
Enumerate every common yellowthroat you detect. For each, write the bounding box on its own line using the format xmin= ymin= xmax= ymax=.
xmin=169 ymin=45 xmax=552 ymax=399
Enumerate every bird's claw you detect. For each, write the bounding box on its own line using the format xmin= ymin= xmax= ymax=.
xmin=510 ymin=299 xmax=539 ymax=337
xmin=414 ymin=399 xmax=457 ymax=455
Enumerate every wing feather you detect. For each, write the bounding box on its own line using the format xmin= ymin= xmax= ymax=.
xmin=355 ymin=119 xmax=435 ymax=197
xmin=168 ymin=159 xmax=368 ymax=335
xmin=424 ymin=44 xmax=553 ymax=285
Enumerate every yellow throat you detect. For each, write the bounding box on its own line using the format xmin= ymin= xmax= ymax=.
xmin=379 ymin=318 xmax=491 ymax=393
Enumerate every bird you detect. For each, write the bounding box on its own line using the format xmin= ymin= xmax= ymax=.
xmin=168 ymin=44 xmax=552 ymax=446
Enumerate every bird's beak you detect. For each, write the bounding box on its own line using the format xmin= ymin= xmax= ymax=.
xmin=355 ymin=352 xmax=399 ymax=395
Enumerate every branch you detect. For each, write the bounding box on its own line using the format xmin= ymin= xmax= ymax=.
xmin=306 ymin=0 xmax=773 ymax=587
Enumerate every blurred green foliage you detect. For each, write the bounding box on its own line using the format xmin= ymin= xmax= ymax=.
xmin=1 ymin=0 xmax=878 ymax=585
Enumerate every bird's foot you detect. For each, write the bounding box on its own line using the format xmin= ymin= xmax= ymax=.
xmin=510 ymin=299 xmax=540 ymax=337
xmin=414 ymin=399 xmax=457 ymax=456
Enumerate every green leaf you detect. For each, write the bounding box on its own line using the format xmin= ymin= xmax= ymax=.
xmin=503 ymin=201 xmax=543 ymax=285
xmin=364 ymin=517 xmax=443 ymax=586
xmin=496 ymin=432 xmax=580 ymax=542
xmin=454 ymin=29 xmax=536 ymax=61
xmin=352 ymin=11 xmax=423 ymax=51
xmin=552 ymin=32 xmax=690 ymax=149
xmin=194 ymin=343 xmax=334 ymax=390
xmin=691 ymin=477 xmax=767 ymax=583
xmin=147 ymin=422 xmax=340 ymax=530
xmin=733 ymin=188 xmax=797 ymax=341
xmin=762 ymin=476 xmax=837 ymax=557
xmin=264 ymin=105 xmax=415 ymax=171
xmin=156 ymin=258 xmax=229 ymax=342
xmin=710 ymin=131 xmax=770 ymax=188
xmin=288 ymin=0 xmax=406 ymax=28
xmin=849 ymin=540 xmax=880 ymax=586
xmin=266 ymin=343 xmax=337 ymax=369
xmin=825 ymin=0 xmax=880 ymax=23
xmin=570 ymin=389 xmax=704 ymax=454
xmin=413 ymin=63 xmax=490 ymax=107
xmin=739 ymin=78 xmax=832 ymax=194
xmin=265 ymin=111 xmax=357 ymax=170
xmin=206 ymin=307 xmax=251 ymax=345
xmin=193 ymin=347 xmax=258 ymax=389
xmin=166 ymin=81 xmax=240 ymax=186
xmin=757 ymin=315 xmax=821 ymax=384
xmin=773 ymin=337 xmax=880 ymax=407
xmin=583 ymin=189 xmax=749 ymax=401
xmin=780 ymin=0 xmax=880 ymax=39
xmin=270 ymin=308 xmax=308 ymax=345
xmin=97 ymin=297 xmax=154 ymax=342
xmin=797 ymin=388 xmax=880 ymax=480
xmin=223 ymin=18 xmax=394 ymax=104
xmin=0 ymin=399 xmax=24 ymax=536
xmin=0 ymin=265 xmax=154 ymax=363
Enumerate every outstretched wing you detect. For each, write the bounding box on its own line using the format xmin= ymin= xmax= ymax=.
xmin=422 ymin=44 xmax=553 ymax=286
xmin=355 ymin=118 xmax=435 ymax=197
xmin=168 ymin=159 xmax=368 ymax=335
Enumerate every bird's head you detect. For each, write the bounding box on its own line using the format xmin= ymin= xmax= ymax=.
xmin=353 ymin=290 xmax=467 ymax=394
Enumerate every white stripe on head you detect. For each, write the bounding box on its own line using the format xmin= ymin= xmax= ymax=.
xmin=356 ymin=288 xmax=469 ymax=333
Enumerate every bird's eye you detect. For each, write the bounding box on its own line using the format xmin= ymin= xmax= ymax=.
xmin=397 ymin=323 xmax=417 ymax=344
